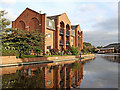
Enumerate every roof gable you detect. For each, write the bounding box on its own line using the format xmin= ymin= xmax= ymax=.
xmin=14 ymin=8 xmax=40 ymax=22
xmin=59 ymin=13 xmax=71 ymax=24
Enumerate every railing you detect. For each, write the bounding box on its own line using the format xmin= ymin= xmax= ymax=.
xmin=59 ymin=28 xmax=64 ymax=35
xmin=66 ymin=31 xmax=69 ymax=37
xmin=59 ymin=40 xmax=64 ymax=46
xmin=66 ymin=40 xmax=69 ymax=46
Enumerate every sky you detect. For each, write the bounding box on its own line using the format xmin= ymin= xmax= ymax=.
xmin=0 ymin=0 xmax=119 ymax=47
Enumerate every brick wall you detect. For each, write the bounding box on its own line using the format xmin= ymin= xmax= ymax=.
xmin=12 ymin=8 xmax=83 ymax=53
xmin=45 ymin=29 xmax=54 ymax=53
xmin=1 ymin=55 xmax=76 ymax=64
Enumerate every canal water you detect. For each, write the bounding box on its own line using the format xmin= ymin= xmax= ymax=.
xmin=79 ymin=54 xmax=119 ymax=88
xmin=1 ymin=54 xmax=119 ymax=88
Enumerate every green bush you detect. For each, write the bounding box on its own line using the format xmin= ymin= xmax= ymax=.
xmin=2 ymin=49 xmax=17 ymax=56
xmin=70 ymin=46 xmax=79 ymax=55
xmin=49 ymin=49 xmax=59 ymax=55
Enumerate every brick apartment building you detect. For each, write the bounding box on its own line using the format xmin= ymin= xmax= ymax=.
xmin=12 ymin=8 xmax=83 ymax=53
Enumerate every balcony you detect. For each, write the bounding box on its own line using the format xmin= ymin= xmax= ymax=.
xmin=66 ymin=31 xmax=69 ymax=37
xmin=66 ymin=40 xmax=70 ymax=46
xmin=59 ymin=28 xmax=64 ymax=36
xmin=60 ymin=40 xmax=64 ymax=46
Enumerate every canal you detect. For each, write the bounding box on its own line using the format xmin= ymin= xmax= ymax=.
xmin=79 ymin=54 xmax=119 ymax=88
xmin=1 ymin=54 xmax=119 ymax=88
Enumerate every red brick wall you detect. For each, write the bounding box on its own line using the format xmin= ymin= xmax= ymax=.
xmin=12 ymin=8 xmax=83 ymax=53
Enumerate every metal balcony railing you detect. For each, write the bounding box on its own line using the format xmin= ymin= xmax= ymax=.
xmin=59 ymin=28 xmax=64 ymax=35
xmin=60 ymin=40 xmax=64 ymax=46
xmin=66 ymin=31 xmax=69 ymax=37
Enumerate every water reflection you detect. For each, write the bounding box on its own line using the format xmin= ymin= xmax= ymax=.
xmin=101 ymin=54 xmax=120 ymax=63
xmin=2 ymin=61 xmax=83 ymax=88
xmin=79 ymin=54 xmax=118 ymax=88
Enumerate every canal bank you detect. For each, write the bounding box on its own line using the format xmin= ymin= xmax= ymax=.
xmin=0 ymin=54 xmax=95 ymax=67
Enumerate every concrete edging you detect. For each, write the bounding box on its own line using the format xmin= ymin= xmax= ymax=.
xmin=0 ymin=54 xmax=95 ymax=67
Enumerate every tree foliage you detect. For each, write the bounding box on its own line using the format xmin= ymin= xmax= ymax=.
xmin=2 ymin=29 xmax=45 ymax=57
xmin=82 ymin=42 xmax=95 ymax=53
xmin=0 ymin=10 xmax=10 ymax=31
xmin=70 ymin=45 xmax=79 ymax=55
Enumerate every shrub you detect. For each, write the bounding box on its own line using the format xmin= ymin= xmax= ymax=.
xmin=2 ymin=49 xmax=17 ymax=56
xmin=70 ymin=46 xmax=79 ymax=55
xmin=64 ymin=49 xmax=71 ymax=55
xmin=49 ymin=49 xmax=59 ymax=55
xmin=34 ymin=47 xmax=42 ymax=56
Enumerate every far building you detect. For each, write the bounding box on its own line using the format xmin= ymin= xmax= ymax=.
xmin=99 ymin=43 xmax=120 ymax=53
xmin=12 ymin=8 xmax=83 ymax=54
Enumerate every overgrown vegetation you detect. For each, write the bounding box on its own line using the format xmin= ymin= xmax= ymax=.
xmin=81 ymin=42 xmax=95 ymax=54
xmin=0 ymin=10 xmax=11 ymax=31
xmin=70 ymin=45 xmax=79 ymax=55
xmin=2 ymin=29 xmax=45 ymax=58
xmin=1 ymin=10 xmax=45 ymax=58
xmin=2 ymin=49 xmax=18 ymax=56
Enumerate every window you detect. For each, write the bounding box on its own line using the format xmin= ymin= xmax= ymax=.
xmin=47 ymin=46 xmax=51 ymax=49
xmin=46 ymin=33 xmax=51 ymax=38
xmin=47 ymin=80 xmax=52 ymax=86
xmin=49 ymin=21 xmax=52 ymax=27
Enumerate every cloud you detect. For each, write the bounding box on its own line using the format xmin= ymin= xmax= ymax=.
xmin=0 ymin=0 xmax=16 ymax=5
xmin=17 ymin=0 xmax=120 ymax=2
xmin=95 ymin=16 xmax=104 ymax=23
xmin=83 ymin=30 xmax=118 ymax=47
xmin=93 ymin=16 xmax=118 ymax=31
xmin=78 ymin=4 xmax=96 ymax=12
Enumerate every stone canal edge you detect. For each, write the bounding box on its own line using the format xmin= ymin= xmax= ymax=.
xmin=0 ymin=54 xmax=96 ymax=67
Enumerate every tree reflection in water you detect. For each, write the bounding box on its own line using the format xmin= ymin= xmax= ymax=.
xmin=2 ymin=61 xmax=83 ymax=88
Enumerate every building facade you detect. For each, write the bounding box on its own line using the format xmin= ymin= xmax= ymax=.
xmin=12 ymin=8 xmax=83 ymax=53
xmin=99 ymin=43 xmax=120 ymax=53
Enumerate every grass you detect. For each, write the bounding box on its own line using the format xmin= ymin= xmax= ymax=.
xmin=20 ymin=54 xmax=74 ymax=58
xmin=21 ymin=55 xmax=43 ymax=58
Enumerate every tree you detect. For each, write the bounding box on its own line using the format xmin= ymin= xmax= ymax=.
xmin=82 ymin=42 xmax=95 ymax=53
xmin=0 ymin=10 xmax=10 ymax=31
xmin=34 ymin=47 xmax=42 ymax=56
xmin=2 ymin=29 xmax=45 ymax=57
xmin=70 ymin=45 xmax=79 ymax=55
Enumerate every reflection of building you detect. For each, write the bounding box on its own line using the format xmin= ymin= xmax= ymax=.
xmin=2 ymin=61 xmax=83 ymax=88
xmin=100 ymin=43 xmax=120 ymax=53
xmin=101 ymin=55 xmax=120 ymax=63
xmin=12 ymin=8 xmax=83 ymax=53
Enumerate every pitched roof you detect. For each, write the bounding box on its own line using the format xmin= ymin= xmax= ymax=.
xmin=71 ymin=25 xmax=78 ymax=30
xmin=47 ymin=14 xmax=62 ymax=19
xmin=104 ymin=43 xmax=120 ymax=48
xmin=14 ymin=8 xmax=40 ymax=22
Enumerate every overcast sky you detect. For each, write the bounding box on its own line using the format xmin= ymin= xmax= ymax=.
xmin=0 ymin=0 xmax=119 ymax=47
